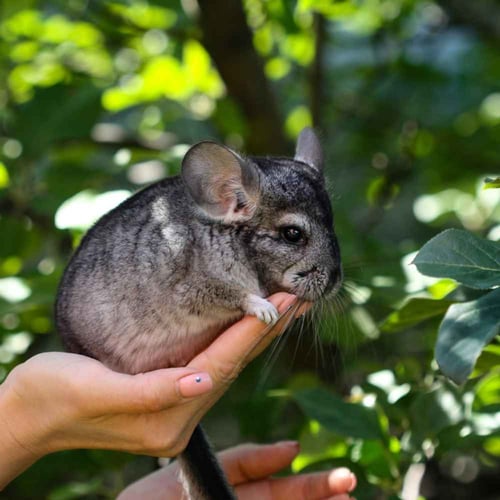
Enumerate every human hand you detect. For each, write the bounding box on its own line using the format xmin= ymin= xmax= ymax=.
xmin=0 ymin=293 xmax=302 ymax=487
xmin=118 ymin=441 xmax=357 ymax=500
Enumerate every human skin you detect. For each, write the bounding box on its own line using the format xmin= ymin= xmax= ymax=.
xmin=0 ymin=293 xmax=356 ymax=498
xmin=119 ymin=442 xmax=356 ymax=500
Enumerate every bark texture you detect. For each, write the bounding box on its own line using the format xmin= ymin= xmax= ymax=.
xmin=197 ymin=0 xmax=288 ymax=155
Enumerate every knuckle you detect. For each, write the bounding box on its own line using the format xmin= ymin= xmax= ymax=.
xmin=139 ymin=382 xmax=167 ymax=413
xmin=212 ymin=358 xmax=241 ymax=386
xmin=135 ymin=373 xmax=180 ymax=413
xmin=198 ymin=350 xmax=242 ymax=387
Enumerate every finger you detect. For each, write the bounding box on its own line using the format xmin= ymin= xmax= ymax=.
xmin=238 ymin=468 xmax=356 ymax=500
xmin=86 ymin=366 xmax=214 ymax=414
xmin=218 ymin=441 xmax=300 ymax=485
xmin=329 ymin=468 xmax=357 ymax=494
xmin=116 ymin=463 xmax=181 ymax=500
xmin=323 ymin=496 xmax=355 ymax=500
xmin=189 ymin=293 xmax=297 ymax=386
xmin=296 ymin=300 xmax=313 ymax=317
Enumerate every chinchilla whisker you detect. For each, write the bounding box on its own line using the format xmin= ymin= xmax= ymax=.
xmin=308 ymin=301 xmax=326 ymax=368
xmin=257 ymin=300 xmax=303 ymax=388
xmin=279 ymin=299 xmax=303 ymax=332
xmin=290 ymin=308 xmax=308 ymax=367
xmin=257 ymin=335 xmax=288 ymax=389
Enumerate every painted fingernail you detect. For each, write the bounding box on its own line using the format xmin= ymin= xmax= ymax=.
xmin=178 ymin=372 xmax=213 ymax=398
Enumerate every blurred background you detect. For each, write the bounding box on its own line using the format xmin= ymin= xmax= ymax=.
xmin=0 ymin=0 xmax=499 ymax=498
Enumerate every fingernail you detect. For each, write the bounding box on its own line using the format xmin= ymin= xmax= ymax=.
xmin=348 ymin=473 xmax=356 ymax=492
xmin=329 ymin=468 xmax=356 ymax=492
xmin=277 ymin=295 xmax=297 ymax=314
xmin=178 ymin=372 xmax=213 ymax=398
xmin=281 ymin=440 xmax=300 ymax=451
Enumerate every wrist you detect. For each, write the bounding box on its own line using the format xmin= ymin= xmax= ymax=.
xmin=0 ymin=369 xmax=51 ymax=488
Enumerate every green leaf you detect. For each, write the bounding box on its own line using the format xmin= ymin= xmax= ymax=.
xmin=474 ymin=344 xmax=500 ymax=375
xmin=350 ymin=440 xmax=397 ymax=479
xmin=410 ymin=385 xmax=464 ymax=437
xmin=13 ymin=84 xmax=102 ymax=157
xmin=484 ymin=177 xmax=500 ymax=189
xmin=484 ymin=436 xmax=500 ymax=456
xmin=292 ymin=388 xmax=384 ymax=440
xmin=413 ymin=229 xmax=500 ymax=289
xmin=48 ymin=478 xmax=102 ymax=500
xmin=435 ymin=288 xmax=500 ymax=384
xmin=380 ymin=298 xmax=455 ymax=332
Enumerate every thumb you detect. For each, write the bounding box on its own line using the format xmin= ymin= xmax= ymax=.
xmin=91 ymin=367 xmax=214 ymax=414
xmin=189 ymin=293 xmax=298 ymax=387
xmin=219 ymin=441 xmax=301 ymax=485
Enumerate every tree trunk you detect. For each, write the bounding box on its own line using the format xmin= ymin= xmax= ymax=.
xmin=197 ymin=0 xmax=288 ymax=155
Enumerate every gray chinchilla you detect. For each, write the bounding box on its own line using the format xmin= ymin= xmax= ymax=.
xmin=55 ymin=127 xmax=342 ymax=499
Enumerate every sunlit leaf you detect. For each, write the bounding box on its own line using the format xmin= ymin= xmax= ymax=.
xmin=55 ymin=190 xmax=131 ymax=231
xmin=184 ymin=40 xmax=224 ymax=97
xmin=108 ymin=3 xmax=177 ymax=30
xmin=380 ymin=298 xmax=454 ymax=332
xmin=184 ymin=40 xmax=211 ymax=86
xmin=427 ymin=279 xmax=458 ymax=299
xmin=484 ymin=437 xmax=500 ymax=456
xmin=367 ymin=176 xmax=400 ymax=208
xmin=0 ymin=162 xmax=9 ymax=189
xmin=484 ymin=177 xmax=500 ymax=190
xmin=285 ymin=105 xmax=312 ymax=138
xmin=474 ymin=345 xmax=500 ymax=377
xmin=265 ymin=57 xmax=291 ymax=80
xmin=253 ymin=24 xmax=274 ymax=55
xmin=471 ymin=410 xmax=500 ymax=436
xmin=0 ymin=277 xmax=31 ymax=303
xmin=282 ymin=32 xmax=314 ymax=65
xmin=350 ymin=440 xmax=396 ymax=479
xmin=410 ymin=386 xmax=464 ymax=436
xmin=2 ymin=10 xmax=43 ymax=39
xmin=10 ymin=41 xmax=39 ymax=62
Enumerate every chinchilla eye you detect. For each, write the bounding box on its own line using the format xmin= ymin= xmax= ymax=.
xmin=280 ymin=226 xmax=305 ymax=244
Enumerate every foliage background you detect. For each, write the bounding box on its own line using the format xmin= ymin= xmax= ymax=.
xmin=0 ymin=0 xmax=499 ymax=498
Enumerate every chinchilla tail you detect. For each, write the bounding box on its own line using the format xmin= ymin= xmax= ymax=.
xmin=177 ymin=424 xmax=236 ymax=500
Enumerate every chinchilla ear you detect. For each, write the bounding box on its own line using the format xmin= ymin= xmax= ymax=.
xmin=182 ymin=141 xmax=260 ymax=222
xmin=294 ymin=127 xmax=323 ymax=172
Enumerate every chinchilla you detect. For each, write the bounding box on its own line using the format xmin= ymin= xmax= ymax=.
xmin=55 ymin=127 xmax=342 ymax=500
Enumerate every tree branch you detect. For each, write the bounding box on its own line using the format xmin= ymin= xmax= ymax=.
xmin=197 ymin=0 xmax=288 ymax=155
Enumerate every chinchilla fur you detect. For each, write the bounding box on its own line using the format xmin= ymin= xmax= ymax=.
xmin=55 ymin=127 xmax=342 ymax=499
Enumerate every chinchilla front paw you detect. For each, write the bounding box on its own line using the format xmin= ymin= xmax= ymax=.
xmin=245 ymin=294 xmax=279 ymax=325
